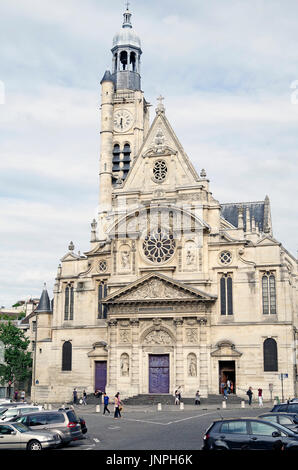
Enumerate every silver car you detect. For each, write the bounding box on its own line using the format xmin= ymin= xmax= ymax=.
xmin=0 ymin=405 xmax=43 ymax=422
xmin=0 ymin=422 xmax=60 ymax=450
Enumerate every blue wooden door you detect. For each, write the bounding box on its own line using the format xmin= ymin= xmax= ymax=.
xmin=95 ymin=361 xmax=107 ymax=392
xmin=149 ymin=355 xmax=169 ymax=393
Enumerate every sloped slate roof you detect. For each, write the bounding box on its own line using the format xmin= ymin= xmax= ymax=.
xmin=36 ymin=288 xmax=52 ymax=313
xmin=221 ymin=201 xmax=265 ymax=232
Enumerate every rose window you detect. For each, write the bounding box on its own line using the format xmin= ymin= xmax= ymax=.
xmin=143 ymin=229 xmax=175 ymax=263
xmin=219 ymin=251 xmax=232 ymax=265
xmin=153 ymin=160 xmax=167 ymax=182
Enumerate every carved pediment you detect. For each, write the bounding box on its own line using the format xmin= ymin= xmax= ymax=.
xmin=211 ymin=340 xmax=242 ymax=358
xmin=103 ymin=273 xmax=217 ymax=304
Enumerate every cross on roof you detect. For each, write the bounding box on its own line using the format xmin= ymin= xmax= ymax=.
xmin=125 ymin=1 xmax=130 ymax=10
xmin=157 ymin=95 xmax=165 ymax=106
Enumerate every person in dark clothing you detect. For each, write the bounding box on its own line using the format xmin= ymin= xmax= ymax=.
xmin=195 ymin=390 xmax=201 ymax=405
xmin=246 ymin=387 xmax=253 ymax=405
xmin=73 ymin=388 xmax=78 ymax=405
xmin=103 ymin=393 xmax=110 ymax=415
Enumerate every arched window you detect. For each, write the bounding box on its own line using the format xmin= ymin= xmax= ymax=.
xmin=64 ymin=285 xmax=74 ymax=321
xmin=262 ymin=272 xmax=276 ymax=315
xmin=120 ymin=51 xmax=128 ymax=70
xmin=62 ymin=341 xmax=72 ymax=371
xmin=263 ymin=338 xmax=278 ymax=371
xmin=220 ymin=274 xmax=233 ymax=315
xmin=98 ymin=282 xmax=108 ymax=319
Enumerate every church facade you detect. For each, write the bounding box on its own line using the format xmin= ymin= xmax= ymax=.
xmin=29 ymin=8 xmax=298 ymax=403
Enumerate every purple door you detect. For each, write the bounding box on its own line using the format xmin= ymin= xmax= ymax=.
xmin=149 ymin=354 xmax=169 ymax=394
xmin=95 ymin=361 xmax=107 ymax=392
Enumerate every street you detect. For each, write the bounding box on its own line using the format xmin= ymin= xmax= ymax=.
xmin=65 ymin=404 xmax=272 ymax=450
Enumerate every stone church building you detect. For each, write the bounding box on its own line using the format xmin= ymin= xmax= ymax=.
xmin=28 ymin=8 xmax=298 ymax=403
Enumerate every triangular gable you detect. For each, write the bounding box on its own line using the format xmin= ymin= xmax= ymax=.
xmin=122 ymin=110 xmax=201 ymax=191
xmin=60 ymin=252 xmax=81 ymax=262
xmin=103 ymin=272 xmax=216 ymax=303
xmin=256 ymin=235 xmax=281 ymax=247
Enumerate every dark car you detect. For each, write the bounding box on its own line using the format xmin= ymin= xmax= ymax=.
xmin=271 ymin=403 xmax=298 ymax=414
xmin=259 ymin=413 xmax=298 ymax=432
xmin=202 ymin=417 xmax=298 ymax=451
xmin=8 ymin=409 xmax=84 ymax=446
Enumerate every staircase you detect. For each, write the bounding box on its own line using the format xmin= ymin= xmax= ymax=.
xmin=122 ymin=393 xmax=243 ymax=406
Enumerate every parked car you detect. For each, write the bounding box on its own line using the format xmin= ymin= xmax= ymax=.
xmin=259 ymin=413 xmax=298 ymax=432
xmin=289 ymin=399 xmax=298 ymax=403
xmin=271 ymin=403 xmax=298 ymax=414
xmin=0 ymin=405 xmax=43 ymax=422
xmin=58 ymin=407 xmax=87 ymax=435
xmin=202 ymin=417 xmax=298 ymax=451
xmin=0 ymin=422 xmax=60 ymax=450
xmin=9 ymin=409 xmax=84 ymax=446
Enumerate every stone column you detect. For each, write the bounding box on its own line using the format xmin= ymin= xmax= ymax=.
xmin=107 ymin=319 xmax=118 ymax=392
xmin=198 ymin=318 xmax=208 ymax=397
xmin=130 ymin=319 xmax=140 ymax=396
xmin=174 ymin=317 xmax=184 ymax=389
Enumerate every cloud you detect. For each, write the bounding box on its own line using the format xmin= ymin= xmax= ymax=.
xmin=0 ymin=0 xmax=297 ymax=307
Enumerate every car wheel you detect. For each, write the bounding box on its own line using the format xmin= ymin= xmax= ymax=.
xmin=27 ymin=440 xmax=42 ymax=451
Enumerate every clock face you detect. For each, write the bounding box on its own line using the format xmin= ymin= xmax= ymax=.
xmin=114 ymin=109 xmax=133 ymax=132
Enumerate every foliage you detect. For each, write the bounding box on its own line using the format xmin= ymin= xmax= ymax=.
xmin=0 ymin=321 xmax=32 ymax=386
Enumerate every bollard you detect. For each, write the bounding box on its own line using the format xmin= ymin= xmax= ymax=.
xmin=222 ymin=401 xmax=227 ymax=409
xmin=157 ymin=403 xmax=162 ymax=411
xmin=241 ymin=400 xmax=245 ymax=408
xmin=48 ymin=404 xmax=52 ymax=410
xmin=96 ymin=405 xmax=100 ymax=413
xmin=180 ymin=402 xmax=184 ymax=410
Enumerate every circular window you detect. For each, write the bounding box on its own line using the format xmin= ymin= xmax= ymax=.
xmin=219 ymin=251 xmax=232 ymax=265
xmin=98 ymin=260 xmax=107 ymax=272
xmin=153 ymin=160 xmax=167 ymax=182
xmin=143 ymin=229 xmax=175 ymax=264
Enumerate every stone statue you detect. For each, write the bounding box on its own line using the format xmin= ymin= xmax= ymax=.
xmin=188 ymin=355 xmax=197 ymax=377
xmin=121 ymin=250 xmax=130 ymax=269
xmin=121 ymin=354 xmax=129 ymax=376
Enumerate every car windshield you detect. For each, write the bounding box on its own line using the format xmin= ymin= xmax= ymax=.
xmin=0 ymin=408 xmax=8 ymax=416
xmin=11 ymin=423 xmax=29 ymax=433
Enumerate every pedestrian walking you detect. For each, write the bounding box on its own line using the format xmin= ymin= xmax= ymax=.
xmin=195 ymin=390 xmax=201 ymax=405
xmin=223 ymin=385 xmax=228 ymax=400
xmin=220 ymin=381 xmax=226 ymax=395
xmin=103 ymin=393 xmax=110 ymax=415
xmin=226 ymin=379 xmax=231 ymax=394
xmin=14 ymin=389 xmax=18 ymax=401
xmin=114 ymin=392 xmax=122 ymax=419
xmin=73 ymin=388 xmax=78 ymax=405
xmin=246 ymin=386 xmax=253 ymax=406
xmin=175 ymin=387 xmax=181 ymax=405
xmin=82 ymin=390 xmax=87 ymax=405
xmin=20 ymin=390 xmax=25 ymax=402
xmin=258 ymin=388 xmax=263 ymax=407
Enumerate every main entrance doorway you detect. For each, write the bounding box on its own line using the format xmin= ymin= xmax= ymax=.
xmin=149 ymin=354 xmax=169 ymax=394
xmin=95 ymin=361 xmax=107 ymax=393
xmin=219 ymin=360 xmax=236 ymax=394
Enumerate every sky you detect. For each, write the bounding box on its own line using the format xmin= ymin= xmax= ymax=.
xmin=0 ymin=0 xmax=297 ymax=307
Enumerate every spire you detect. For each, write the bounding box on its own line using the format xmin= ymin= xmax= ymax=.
xmin=123 ymin=3 xmax=132 ymax=28
xmin=36 ymin=283 xmax=52 ymax=313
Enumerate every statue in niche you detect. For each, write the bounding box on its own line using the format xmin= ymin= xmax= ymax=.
xmin=186 ymin=249 xmax=195 ymax=265
xmin=121 ymin=354 xmax=129 ymax=377
xmin=188 ymin=355 xmax=197 ymax=377
xmin=121 ymin=249 xmax=130 ymax=269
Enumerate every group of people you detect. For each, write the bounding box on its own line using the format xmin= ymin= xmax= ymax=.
xmin=72 ymin=388 xmax=87 ymax=405
xmin=13 ymin=389 xmax=26 ymax=402
xmin=174 ymin=387 xmax=201 ymax=406
xmin=221 ymin=378 xmax=234 ymax=399
xmin=246 ymin=387 xmax=263 ymax=407
xmin=73 ymin=388 xmax=123 ymax=419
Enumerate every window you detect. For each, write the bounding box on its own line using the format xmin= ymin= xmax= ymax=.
xmin=0 ymin=425 xmax=14 ymax=435
xmin=261 ymin=415 xmax=277 ymax=423
xmin=279 ymin=416 xmax=293 ymax=425
xmin=28 ymin=414 xmax=47 ymax=426
xmin=220 ymin=251 xmax=232 ymax=265
xmin=263 ymin=338 xmax=278 ymax=372
xmin=221 ymin=421 xmax=247 ymax=434
xmin=220 ymin=274 xmax=233 ymax=315
xmin=262 ymin=272 xmax=276 ymax=314
xmin=62 ymin=341 xmax=72 ymax=371
xmin=250 ymin=421 xmax=285 ymax=436
xmin=143 ymin=229 xmax=175 ymax=264
xmin=153 ymin=160 xmax=167 ymax=182
xmin=46 ymin=413 xmax=65 ymax=424
xmin=64 ymin=285 xmax=74 ymax=320
xmin=98 ymin=283 xmax=108 ymax=319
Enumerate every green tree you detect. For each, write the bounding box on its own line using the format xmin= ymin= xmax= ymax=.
xmin=0 ymin=322 xmax=32 ymax=386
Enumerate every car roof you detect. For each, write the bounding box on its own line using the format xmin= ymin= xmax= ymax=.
xmin=260 ymin=412 xmax=298 ymax=416
xmin=16 ymin=410 xmax=65 ymax=416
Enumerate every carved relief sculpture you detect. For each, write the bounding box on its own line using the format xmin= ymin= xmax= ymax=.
xmin=120 ymin=329 xmax=130 ymax=343
xmin=186 ymin=328 xmax=198 ymax=343
xmin=144 ymin=330 xmax=172 ymax=345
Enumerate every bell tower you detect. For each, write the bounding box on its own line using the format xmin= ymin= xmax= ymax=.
xmin=98 ymin=6 xmax=150 ymax=240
